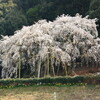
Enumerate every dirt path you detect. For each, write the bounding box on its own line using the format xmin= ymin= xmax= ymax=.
xmin=0 ymin=93 xmax=53 ymax=100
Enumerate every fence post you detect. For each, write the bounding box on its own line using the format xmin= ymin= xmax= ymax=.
xmin=54 ymin=92 xmax=56 ymax=100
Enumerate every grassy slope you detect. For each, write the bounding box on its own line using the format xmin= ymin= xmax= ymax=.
xmin=0 ymin=85 xmax=100 ymax=100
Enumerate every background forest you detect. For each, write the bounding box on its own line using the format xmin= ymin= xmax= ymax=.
xmin=0 ymin=0 xmax=100 ymax=36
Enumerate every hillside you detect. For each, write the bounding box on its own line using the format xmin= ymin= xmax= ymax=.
xmin=0 ymin=0 xmax=100 ymax=36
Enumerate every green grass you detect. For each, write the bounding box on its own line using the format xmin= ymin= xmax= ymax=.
xmin=0 ymin=85 xmax=100 ymax=100
xmin=0 ymin=75 xmax=100 ymax=100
